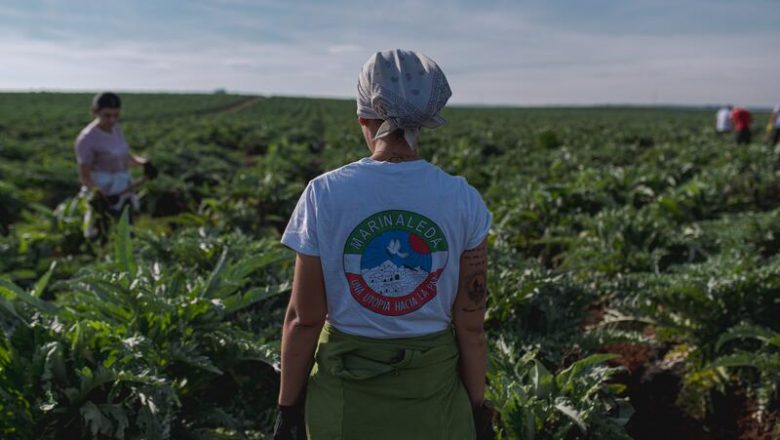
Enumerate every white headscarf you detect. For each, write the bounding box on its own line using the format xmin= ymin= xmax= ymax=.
xmin=357 ymin=49 xmax=452 ymax=150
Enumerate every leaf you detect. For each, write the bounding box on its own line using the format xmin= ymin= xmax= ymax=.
xmin=201 ymin=247 xmax=229 ymax=298
xmin=171 ymin=352 xmax=223 ymax=375
xmin=0 ymin=278 xmax=57 ymax=314
xmin=114 ymin=369 xmax=167 ymax=387
xmin=530 ymin=360 xmax=554 ymax=398
xmin=101 ymin=404 xmax=130 ymax=439
xmin=223 ymin=282 xmax=290 ymax=314
xmin=715 ymin=324 xmax=780 ymax=351
xmin=0 ymin=278 xmax=28 ymax=300
xmin=612 ymin=398 xmax=635 ymax=427
xmin=525 ymin=407 xmax=536 ymax=440
xmin=33 ymin=261 xmax=57 ymax=298
xmin=226 ymin=250 xmax=288 ymax=280
xmin=556 ymin=353 xmax=619 ymax=391
xmin=0 ymin=296 xmax=22 ymax=322
xmin=555 ymin=402 xmax=587 ymax=433
xmin=78 ymin=366 xmax=116 ymax=401
xmin=708 ymin=353 xmax=780 ymax=370
xmin=114 ymin=206 xmax=136 ymax=276
xmin=66 ymin=280 xmax=133 ymax=322
xmin=188 ymin=407 xmax=242 ymax=435
xmin=81 ymin=401 xmax=113 ymax=437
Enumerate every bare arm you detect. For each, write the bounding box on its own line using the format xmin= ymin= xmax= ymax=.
xmin=78 ymin=163 xmax=97 ymax=191
xmin=120 ymin=125 xmax=146 ymax=166
xmin=278 ymin=253 xmax=328 ymax=406
xmin=452 ymin=239 xmax=489 ymax=409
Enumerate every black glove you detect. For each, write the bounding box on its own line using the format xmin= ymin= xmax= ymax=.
xmin=105 ymin=194 xmax=120 ymax=205
xmin=272 ymin=404 xmax=306 ymax=440
xmin=474 ymin=400 xmax=497 ymax=440
xmin=88 ymin=190 xmax=110 ymax=213
xmin=143 ymin=161 xmax=159 ymax=179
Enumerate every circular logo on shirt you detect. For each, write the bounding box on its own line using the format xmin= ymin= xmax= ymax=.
xmin=343 ymin=210 xmax=449 ymax=316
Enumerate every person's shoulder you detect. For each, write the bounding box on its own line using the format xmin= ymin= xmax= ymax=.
xmin=432 ymin=162 xmax=474 ymax=185
xmin=423 ymin=163 xmax=485 ymax=201
xmin=76 ymin=120 xmax=99 ymax=144
xmin=306 ymin=160 xmax=364 ymax=189
xmin=458 ymin=175 xmax=484 ymax=200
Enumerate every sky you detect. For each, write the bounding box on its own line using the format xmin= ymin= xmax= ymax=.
xmin=1 ymin=0 xmax=779 ymax=106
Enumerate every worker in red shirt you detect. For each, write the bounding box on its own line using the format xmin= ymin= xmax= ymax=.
xmin=731 ymin=106 xmax=752 ymax=145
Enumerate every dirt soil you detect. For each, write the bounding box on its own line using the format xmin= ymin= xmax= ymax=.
xmin=599 ymin=341 xmax=778 ymax=440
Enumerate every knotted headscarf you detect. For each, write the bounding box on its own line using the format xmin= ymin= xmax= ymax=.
xmin=357 ymin=49 xmax=452 ymax=150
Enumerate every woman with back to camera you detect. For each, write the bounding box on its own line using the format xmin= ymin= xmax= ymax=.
xmin=272 ymin=49 xmax=494 ymax=440
xmin=74 ymin=92 xmax=157 ymax=235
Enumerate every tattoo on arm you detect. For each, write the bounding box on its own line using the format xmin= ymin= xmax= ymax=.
xmin=460 ymin=273 xmax=487 ymax=312
xmin=459 ymin=242 xmax=488 ymax=312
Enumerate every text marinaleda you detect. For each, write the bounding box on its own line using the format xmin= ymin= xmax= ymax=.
xmin=344 ymin=210 xmax=448 ymax=254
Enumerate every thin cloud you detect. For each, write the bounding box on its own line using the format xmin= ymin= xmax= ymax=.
xmin=0 ymin=0 xmax=777 ymax=106
xmin=327 ymin=44 xmax=362 ymax=54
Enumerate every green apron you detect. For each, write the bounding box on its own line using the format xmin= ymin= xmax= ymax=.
xmin=305 ymin=323 xmax=475 ymax=440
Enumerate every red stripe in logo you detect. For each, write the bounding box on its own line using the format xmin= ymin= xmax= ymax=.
xmin=346 ymin=269 xmax=443 ymax=316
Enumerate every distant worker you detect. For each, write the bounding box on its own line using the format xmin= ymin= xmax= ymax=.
xmin=767 ymin=104 xmax=780 ymax=147
xmin=715 ymin=105 xmax=732 ymax=134
xmin=730 ymin=106 xmax=752 ymax=145
xmin=74 ymin=92 xmax=157 ymax=236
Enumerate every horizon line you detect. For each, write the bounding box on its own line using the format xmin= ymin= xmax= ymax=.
xmin=0 ymin=87 xmax=773 ymax=111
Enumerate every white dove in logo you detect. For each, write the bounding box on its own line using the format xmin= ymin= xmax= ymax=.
xmin=386 ymin=239 xmax=408 ymax=258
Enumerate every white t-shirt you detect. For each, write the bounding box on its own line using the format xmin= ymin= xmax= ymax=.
xmin=281 ymin=158 xmax=492 ymax=338
xmin=716 ymin=108 xmax=732 ymax=132
xmin=75 ymin=120 xmax=130 ymax=172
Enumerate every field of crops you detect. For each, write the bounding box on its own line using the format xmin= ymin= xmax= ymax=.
xmin=1 ymin=92 xmax=778 ymax=439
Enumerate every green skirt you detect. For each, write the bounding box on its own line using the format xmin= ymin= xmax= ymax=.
xmin=305 ymin=323 xmax=475 ymax=440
